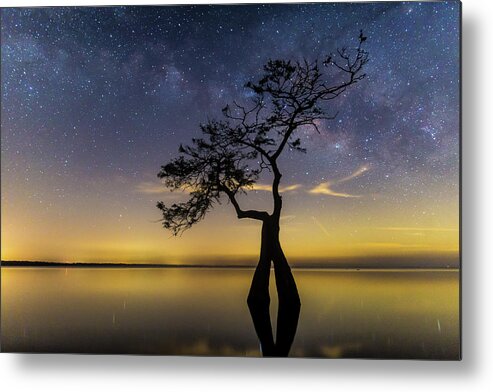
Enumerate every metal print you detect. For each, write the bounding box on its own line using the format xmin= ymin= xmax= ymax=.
xmin=0 ymin=2 xmax=461 ymax=359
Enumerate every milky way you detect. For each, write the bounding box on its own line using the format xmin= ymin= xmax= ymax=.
xmin=1 ymin=3 xmax=460 ymax=264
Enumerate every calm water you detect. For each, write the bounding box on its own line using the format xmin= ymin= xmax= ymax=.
xmin=0 ymin=267 xmax=460 ymax=359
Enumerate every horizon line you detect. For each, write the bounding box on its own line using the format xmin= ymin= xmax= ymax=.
xmin=1 ymin=260 xmax=460 ymax=270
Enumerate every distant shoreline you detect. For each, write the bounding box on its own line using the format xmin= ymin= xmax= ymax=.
xmin=1 ymin=260 xmax=459 ymax=271
xmin=1 ymin=261 xmax=251 ymax=269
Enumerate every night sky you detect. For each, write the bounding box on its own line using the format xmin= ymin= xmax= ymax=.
xmin=1 ymin=2 xmax=460 ymax=266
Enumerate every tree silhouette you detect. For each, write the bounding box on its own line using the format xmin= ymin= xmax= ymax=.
xmin=157 ymin=32 xmax=368 ymax=310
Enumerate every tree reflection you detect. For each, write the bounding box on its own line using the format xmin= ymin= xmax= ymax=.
xmin=247 ymin=254 xmax=301 ymax=357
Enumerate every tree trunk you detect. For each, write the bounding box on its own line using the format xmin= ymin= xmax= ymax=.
xmin=247 ymin=215 xmax=301 ymax=356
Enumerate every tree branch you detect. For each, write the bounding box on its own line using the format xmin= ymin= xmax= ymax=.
xmin=271 ymin=161 xmax=283 ymax=219
xmin=223 ymin=188 xmax=269 ymax=221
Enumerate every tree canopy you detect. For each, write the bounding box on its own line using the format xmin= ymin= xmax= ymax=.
xmin=157 ymin=32 xmax=369 ymax=235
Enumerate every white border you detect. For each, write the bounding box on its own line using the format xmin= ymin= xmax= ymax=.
xmin=2 ymin=0 xmax=492 ymax=391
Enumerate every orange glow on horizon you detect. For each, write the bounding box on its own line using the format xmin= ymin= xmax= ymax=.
xmin=1 ymin=170 xmax=459 ymax=267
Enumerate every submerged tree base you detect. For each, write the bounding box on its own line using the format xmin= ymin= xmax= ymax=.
xmin=247 ymin=216 xmax=301 ymax=357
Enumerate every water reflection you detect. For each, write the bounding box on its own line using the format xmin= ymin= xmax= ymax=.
xmin=0 ymin=267 xmax=459 ymax=358
xmin=247 ymin=256 xmax=300 ymax=357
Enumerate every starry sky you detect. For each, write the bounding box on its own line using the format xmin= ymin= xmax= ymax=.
xmin=1 ymin=2 xmax=460 ymax=266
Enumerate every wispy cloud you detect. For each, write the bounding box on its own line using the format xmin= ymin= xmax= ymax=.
xmin=376 ymin=227 xmax=459 ymax=232
xmin=308 ymin=164 xmax=370 ymax=198
xmin=280 ymin=184 xmax=303 ymax=192
xmin=250 ymin=183 xmax=302 ymax=193
xmin=137 ymin=180 xmax=302 ymax=196
xmin=135 ymin=182 xmax=190 ymax=200
xmin=337 ymin=164 xmax=370 ymax=183
xmin=136 ymin=181 xmax=168 ymax=194
xmin=138 ymin=164 xmax=372 ymax=201
xmin=355 ymin=242 xmax=428 ymax=249
xmin=136 ymin=179 xmax=205 ymax=196
xmin=308 ymin=183 xmax=361 ymax=198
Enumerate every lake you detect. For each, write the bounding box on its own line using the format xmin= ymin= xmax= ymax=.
xmin=0 ymin=267 xmax=460 ymax=359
